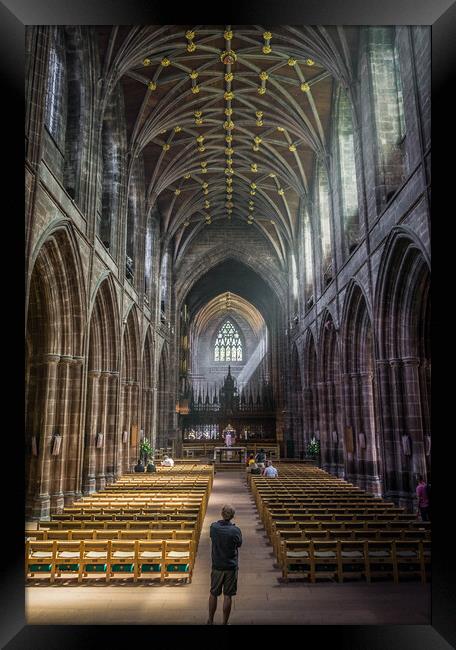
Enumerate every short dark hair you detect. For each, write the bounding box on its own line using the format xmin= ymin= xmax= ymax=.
xmin=221 ymin=504 xmax=235 ymax=521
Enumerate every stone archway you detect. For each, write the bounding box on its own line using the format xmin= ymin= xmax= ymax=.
xmin=82 ymin=276 xmax=120 ymax=493
xmin=318 ymin=310 xmax=344 ymax=476
xmin=302 ymin=330 xmax=319 ymax=455
xmin=375 ymin=230 xmax=431 ymax=507
xmin=341 ymin=282 xmax=382 ymax=495
xmin=25 ymin=227 xmax=85 ymax=518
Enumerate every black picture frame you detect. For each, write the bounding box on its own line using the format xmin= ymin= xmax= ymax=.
xmin=4 ymin=0 xmax=454 ymax=647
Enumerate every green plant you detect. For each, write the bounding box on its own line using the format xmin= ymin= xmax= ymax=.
xmin=307 ymin=437 xmax=320 ymax=457
xmin=140 ymin=439 xmax=154 ymax=461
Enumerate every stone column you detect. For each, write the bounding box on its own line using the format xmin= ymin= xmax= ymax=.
xmin=302 ymin=387 xmax=313 ymax=452
xmin=64 ymin=356 xmax=84 ymax=505
xmin=388 ymin=358 xmax=408 ymax=505
xmin=376 ymin=359 xmax=397 ymax=499
xmin=326 ymin=380 xmax=339 ymax=475
xmin=50 ymin=355 xmax=73 ymax=514
xmin=340 ymin=372 xmax=356 ymax=484
xmin=82 ymin=370 xmax=100 ymax=494
xmin=106 ymin=371 xmax=119 ymax=483
xmin=350 ymin=372 xmax=363 ymax=487
xmin=151 ymin=381 xmax=159 ymax=451
xmin=316 ymin=381 xmax=330 ymax=471
xmin=130 ymin=380 xmax=140 ymax=465
xmin=359 ymin=371 xmax=382 ymax=496
xmin=31 ymin=353 xmax=60 ymax=520
xmin=402 ymin=357 xmax=427 ymax=485
xmin=333 ymin=378 xmax=345 ymax=477
xmin=95 ymin=371 xmax=110 ymax=491
xmin=124 ymin=381 xmax=133 ymax=472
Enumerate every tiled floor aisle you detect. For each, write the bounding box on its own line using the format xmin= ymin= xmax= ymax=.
xmin=26 ymin=472 xmax=431 ymax=625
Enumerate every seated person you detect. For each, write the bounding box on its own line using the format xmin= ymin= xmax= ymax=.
xmin=262 ymin=460 xmax=278 ymax=477
xmin=161 ymin=454 xmax=175 ymax=467
xmin=146 ymin=460 xmax=157 ymax=472
xmin=246 ymin=453 xmax=255 ymax=467
xmin=134 ymin=459 xmax=145 ymax=472
xmin=249 ymin=462 xmax=262 ymax=475
xmin=255 ymin=448 xmax=266 ymax=467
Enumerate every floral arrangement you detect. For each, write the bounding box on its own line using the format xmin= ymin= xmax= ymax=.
xmin=140 ymin=439 xmax=154 ymax=462
xmin=307 ymin=437 xmax=320 ymax=457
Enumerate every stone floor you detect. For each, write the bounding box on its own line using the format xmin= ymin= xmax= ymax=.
xmin=26 ymin=471 xmax=431 ymax=625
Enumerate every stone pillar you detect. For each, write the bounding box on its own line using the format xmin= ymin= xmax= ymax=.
xmin=31 ymin=353 xmax=60 ymax=520
xmin=302 ymin=387 xmax=313 ymax=452
xmin=333 ymin=378 xmax=345 ymax=478
xmin=340 ymin=372 xmax=356 ymax=483
xmin=402 ymin=357 xmax=427 ymax=484
xmin=350 ymin=373 xmax=363 ymax=487
xmin=50 ymin=355 xmax=73 ymax=514
xmin=124 ymin=381 xmax=133 ymax=472
xmin=151 ymin=381 xmax=158 ymax=451
xmin=388 ymin=358 xmax=408 ymax=505
xmin=64 ymin=356 xmax=84 ymax=505
xmin=376 ymin=359 xmax=397 ymax=498
xmin=359 ymin=371 xmax=382 ymax=496
xmin=316 ymin=381 xmax=330 ymax=471
xmin=130 ymin=380 xmax=140 ymax=466
xmin=95 ymin=371 xmax=110 ymax=491
xmin=106 ymin=371 xmax=119 ymax=483
xmin=82 ymin=370 xmax=100 ymax=494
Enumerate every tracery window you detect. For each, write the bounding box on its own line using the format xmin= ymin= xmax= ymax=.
xmin=44 ymin=27 xmax=67 ymax=149
xmin=214 ymin=321 xmax=243 ymax=362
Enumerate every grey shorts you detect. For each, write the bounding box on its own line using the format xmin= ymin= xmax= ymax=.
xmin=210 ymin=568 xmax=238 ymax=596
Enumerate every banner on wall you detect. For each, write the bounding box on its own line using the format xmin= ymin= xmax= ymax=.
xmin=51 ymin=434 xmax=62 ymax=456
xmin=344 ymin=426 xmax=354 ymax=453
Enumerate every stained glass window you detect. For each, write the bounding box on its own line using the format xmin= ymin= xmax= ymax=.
xmin=214 ymin=320 xmax=243 ymax=362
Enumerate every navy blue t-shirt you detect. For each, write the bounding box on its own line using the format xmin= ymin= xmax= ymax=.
xmin=210 ymin=520 xmax=242 ymax=570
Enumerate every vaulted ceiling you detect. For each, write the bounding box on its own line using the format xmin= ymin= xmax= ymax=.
xmin=97 ymin=25 xmax=360 ymax=268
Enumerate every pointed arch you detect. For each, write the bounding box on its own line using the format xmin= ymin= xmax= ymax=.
xmin=341 ymin=281 xmax=382 ymax=493
xmin=374 ymin=229 xmax=431 ymax=499
xmin=26 ymin=226 xmax=87 ymax=518
xmin=318 ymin=309 xmax=343 ymax=475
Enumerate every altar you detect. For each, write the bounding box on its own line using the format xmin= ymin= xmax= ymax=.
xmin=213 ymin=446 xmax=247 ymax=464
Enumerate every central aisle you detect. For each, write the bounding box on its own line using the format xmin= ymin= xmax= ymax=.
xmin=26 ymin=471 xmax=430 ymax=625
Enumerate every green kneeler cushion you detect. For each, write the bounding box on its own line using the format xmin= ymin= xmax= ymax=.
xmin=29 ymin=564 xmax=52 ymax=572
xmin=111 ymin=564 xmax=135 ymax=572
xmin=141 ymin=564 xmax=161 ymax=572
xmin=84 ymin=564 xmax=107 ymax=572
xmin=288 ymin=564 xmax=310 ymax=572
xmin=57 ymin=564 xmax=79 ymax=572
xmin=166 ymin=564 xmax=189 ymax=572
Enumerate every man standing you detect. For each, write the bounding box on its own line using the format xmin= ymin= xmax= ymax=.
xmin=416 ymin=475 xmax=430 ymax=521
xmin=208 ymin=504 xmax=242 ymax=625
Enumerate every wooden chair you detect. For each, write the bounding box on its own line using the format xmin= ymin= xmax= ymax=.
xmin=109 ymin=541 xmax=138 ymax=581
xmin=394 ymin=540 xmax=425 ymax=583
xmin=25 ymin=529 xmax=46 ymax=541
xmin=337 ymin=540 xmax=368 ymax=583
xmin=94 ymin=530 xmax=122 ymax=541
xmin=311 ymin=540 xmax=338 ymax=582
xmin=71 ymin=530 xmax=95 ymax=541
xmin=365 ymin=540 xmax=397 ymax=583
xmin=46 ymin=530 xmax=71 ymax=541
xmin=137 ymin=540 xmax=164 ymax=582
xmin=281 ymin=539 xmax=313 ymax=581
xmin=120 ymin=529 xmax=151 ymax=540
xmin=163 ymin=540 xmax=194 ymax=583
xmin=26 ymin=540 xmax=56 ymax=582
xmin=54 ymin=541 xmax=83 ymax=581
xmin=81 ymin=541 xmax=110 ymax=582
